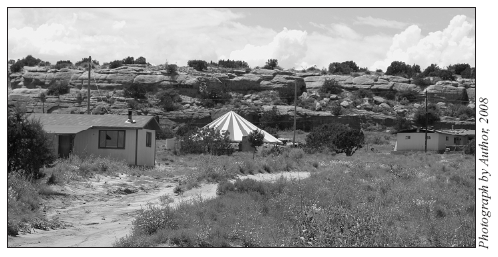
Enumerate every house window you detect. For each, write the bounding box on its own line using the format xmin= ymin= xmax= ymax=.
xmin=446 ymin=136 xmax=449 ymax=141
xmin=454 ymin=137 xmax=461 ymax=144
xmin=99 ymin=130 xmax=125 ymax=149
xmin=405 ymin=136 xmax=411 ymax=139
xmin=427 ymin=136 xmax=431 ymax=139
xmin=146 ymin=132 xmax=152 ymax=147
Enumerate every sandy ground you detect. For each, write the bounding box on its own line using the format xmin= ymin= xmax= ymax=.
xmin=8 ymin=171 xmax=309 ymax=247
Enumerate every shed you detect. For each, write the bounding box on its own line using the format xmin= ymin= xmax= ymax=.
xmin=394 ymin=128 xmax=475 ymax=152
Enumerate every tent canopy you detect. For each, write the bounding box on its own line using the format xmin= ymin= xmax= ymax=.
xmin=204 ymin=111 xmax=282 ymax=144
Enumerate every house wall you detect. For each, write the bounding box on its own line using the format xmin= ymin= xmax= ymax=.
xmin=136 ymin=129 xmax=156 ymax=166
xmin=396 ymin=132 xmax=443 ymax=151
xmin=72 ymin=128 xmax=137 ymax=165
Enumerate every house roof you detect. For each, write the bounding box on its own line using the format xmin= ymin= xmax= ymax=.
xmin=397 ymin=128 xmax=475 ymax=136
xmin=29 ymin=113 xmax=161 ymax=133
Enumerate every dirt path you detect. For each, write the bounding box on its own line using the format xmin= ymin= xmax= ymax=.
xmin=7 ymin=171 xmax=308 ymax=247
xmin=7 ymin=173 xmax=218 ymax=247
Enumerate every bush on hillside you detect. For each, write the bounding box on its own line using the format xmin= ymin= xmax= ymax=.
xmin=395 ymin=89 xmax=420 ymax=102
xmin=124 ymin=84 xmax=148 ymax=100
xmin=109 ymin=60 xmax=123 ymax=69
xmin=414 ymin=103 xmax=441 ymax=127
xmin=385 ymin=61 xmax=419 ymax=77
xmin=187 ymin=60 xmax=208 ymax=71
xmin=264 ymin=59 xmax=278 ymax=70
xmin=438 ymin=70 xmax=454 ymax=81
xmin=320 ymin=78 xmax=342 ymax=95
xmin=135 ymin=56 xmax=147 ymax=64
xmin=422 ymin=64 xmax=441 ymax=77
xmin=8 ymin=105 xmax=56 ymax=179
xmin=166 ymin=64 xmax=178 ymax=75
xmin=448 ymin=63 xmax=471 ymax=75
xmin=156 ymin=89 xmax=182 ymax=111
xmin=46 ymin=80 xmax=70 ymax=96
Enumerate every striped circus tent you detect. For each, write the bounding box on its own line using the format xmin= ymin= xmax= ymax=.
xmin=204 ymin=111 xmax=282 ymax=144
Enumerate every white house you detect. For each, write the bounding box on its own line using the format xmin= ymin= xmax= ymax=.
xmin=30 ymin=111 xmax=161 ymax=166
xmin=394 ymin=128 xmax=475 ymax=152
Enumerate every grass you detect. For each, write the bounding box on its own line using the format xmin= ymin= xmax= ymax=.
xmin=115 ymin=138 xmax=475 ymax=247
xmin=8 ymin=153 xmax=177 ymax=237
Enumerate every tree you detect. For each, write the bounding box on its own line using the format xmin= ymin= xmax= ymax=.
xmin=187 ymin=60 xmax=208 ymax=71
xmin=438 ymin=70 xmax=454 ymax=81
xmin=8 ymin=105 xmax=56 ymax=179
xmin=248 ymin=129 xmax=265 ymax=159
xmin=332 ymin=129 xmax=365 ymax=156
xmin=328 ymin=62 xmax=351 ymax=74
xmin=414 ymin=104 xmax=440 ymax=127
xmin=135 ymin=56 xmax=147 ymax=64
xmin=109 ymin=60 xmax=123 ymax=69
xmin=448 ymin=63 xmax=471 ymax=75
xmin=264 ymin=59 xmax=278 ymax=70
xmin=39 ymin=92 xmax=46 ymax=113
xmin=123 ymin=56 xmax=135 ymax=64
xmin=385 ymin=61 xmax=417 ymax=77
xmin=54 ymin=60 xmax=73 ymax=70
xmin=460 ymin=66 xmax=472 ymax=79
xmin=422 ymin=64 xmax=441 ymax=77
xmin=342 ymin=61 xmax=359 ymax=72
xmin=10 ymin=60 xmax=23 ymax=73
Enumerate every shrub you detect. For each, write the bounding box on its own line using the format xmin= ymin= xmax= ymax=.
xmin=331 ymin=104 xmax=343 ymax=116
xmin=394 ymin=114 xmax=412 ymax=132
xmin=448 ymin=63 xmax=471 ymax=75
xmin=414 ymin=104 xmax=441 ymax=127
xmin=135 ymin=56 xmax=147 ymax=64
xmin=176 ymin=123 xmax=197 ymax=137
xmin=156 ymin=126 xmax=175 ymax=140
xmin=179 ymin=127 xmax=232 ymax=155
xmin=328 ymin=62 xmax=351 ymax=74
xmin=376 ymin=69 xmax=383 ymax=73
xmin=332 ymin=129 xmax=365 ymax=156
xmin=46 ymin=80 xmax=70 ymax=96
xmin=8 ymin=105 xmax=56 ymax=179
xmin=187 ymin=60 xmax=208 ymax=71
xmin=10 ymin=61 xmax=23 ymax=72
xmin=109 ymin=60 xmax=123 ymax=69
xmin=156 ymin=89 xmax=181 ymax=111
xmin=123 ymin=56 xmax=135 ymax=64
xmin=124 ymin=84 xmax=147 ymax=100
xmin=464 ymin=139 xmax=476 ymax=155
xmin=460 ymin=67 xmax=472 ymax=79
xmin=166 ymin=64 xmax=178 ymax=75
xmin=438 ymin=70 xmax=454 ymax=81
xmin=396 ymin=89 xmax=420 ymax=102
xmin=422 ymin=64 xmax=441 ymax=77
xmin=385 ymin=61 xmax=419 ymax=77
xmin=305 ymin=123 xmax=348 ymax=153
xmin=248 ymin=129 xmax=265 ymax=159
xmin=412 ymin=74 xmax=433 ymax=87
xmin=320 ymin=78 xmax=342 ymax=94
xmin=54 ymin=60 xmax=73 ymax=70
xmin=264 ymin=59 xmax=278 ymax=70
xmin=217 ymin=59 xmax=249 ymax=69
xmin=75 ymin=58 xmax=99 ymax=68
xmin=353 ymin=89 xmax=373 ymax=99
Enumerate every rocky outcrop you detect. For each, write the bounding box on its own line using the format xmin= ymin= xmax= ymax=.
xmin=227 ymin=74 xmax=263 ymax=91
xmin=425 ymin=84 xmax=467 ymax=102
xmin=260 ymin=75 xmax=306 ymax=92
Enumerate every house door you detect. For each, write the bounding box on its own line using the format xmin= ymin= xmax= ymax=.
xmin=58 ymin=135 xmax=73 ymax=158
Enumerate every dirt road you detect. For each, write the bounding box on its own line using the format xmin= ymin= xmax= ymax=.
xmin=8 ymin=171 xmax=308 ymax=247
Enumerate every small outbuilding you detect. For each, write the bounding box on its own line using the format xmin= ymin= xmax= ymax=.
xmin=30 ymin=111 xmax=161 ymax=166
xmin=394 ymin=128 xmax=475 ymax=152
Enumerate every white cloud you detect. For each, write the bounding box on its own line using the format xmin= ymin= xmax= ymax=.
xmin=355 ymin=16 xmax=408 ymax=29
xmin=229 ymin=28 xmax=308 ymax=68
xmin=112 ymin=20 xmax=126 ymax=30
xmin=310 ymin=22 xmax=361 ymax=39
xmin=371 ymin=15 xmax=475 ymax=71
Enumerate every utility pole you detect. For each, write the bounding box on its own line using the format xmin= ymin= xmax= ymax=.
xmin=87 ymin=56 xmax=91 ymax=114
xmin=293 ymin=81 xmax=297 ymax=147
xmin=424 ymin=90 xmax=428 ymax=153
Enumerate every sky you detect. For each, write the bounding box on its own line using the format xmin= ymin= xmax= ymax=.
xmin=7 ymin=8 xmax=475 ymax=71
